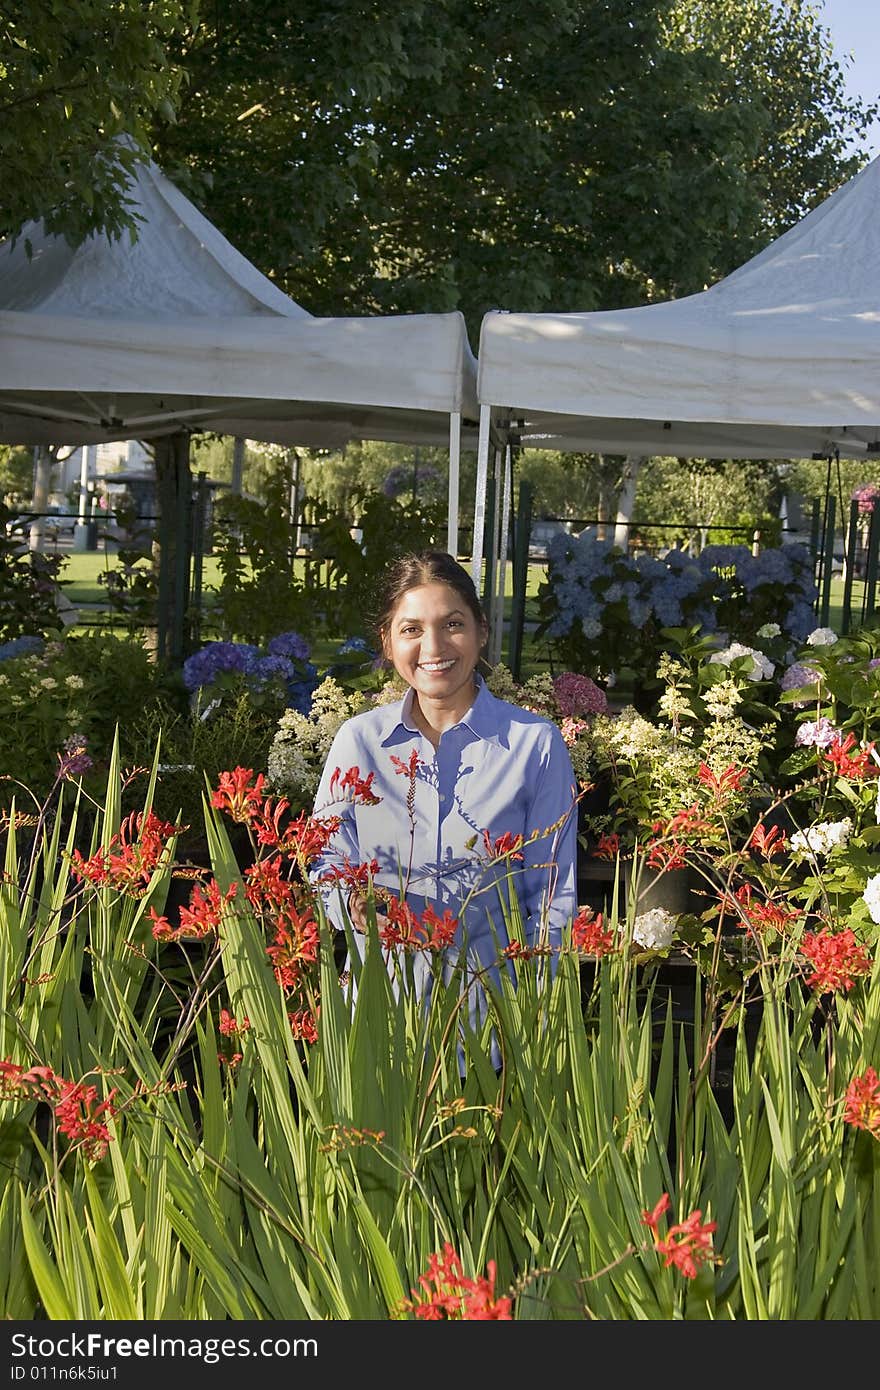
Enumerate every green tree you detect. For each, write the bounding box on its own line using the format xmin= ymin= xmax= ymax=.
xmin=634 ymin=454 xmax=782 ymax=549
xmin=0 ymin=444 xmax=33 ymax=503
xmin=150 ymin=1 xmax=872 ymax=340
xmin=0 ymin=0 xmax=197 ymax=243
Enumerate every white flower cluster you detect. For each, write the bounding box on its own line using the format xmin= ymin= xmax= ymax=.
xmin=632 ymin=907 xmax=678 ymax=950
xmin=701 ymin=678 xmax=744 ymax=721
xmin=709 ymin=642 xmax=775 ymax=682
xmin=790 ymin=818 xmax=853 ymax=859
xmin=805 ymin=627 xmax=838 ymax=647
xmin=266 ymin=675 xmax=401 ymax=800
xmin=486 ymin=663 xmax=556 ymax=716
xmin=864 ymin=872 xmax=880 ymax=925
xmin=756 ymin=623 xmax=781 ymax=639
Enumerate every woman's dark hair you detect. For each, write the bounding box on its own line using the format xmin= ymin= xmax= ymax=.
xmin=374 ymin=551 xmax=487 ymax=648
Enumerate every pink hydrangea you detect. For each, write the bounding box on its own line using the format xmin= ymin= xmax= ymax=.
xmin=795 ymin=716 xmax=839 ymax=749
xmin=553 ymin=672 xmax=608 ymax=717
xmin=780 ymin=661 xmax=820 ymax=708
xmin=852 ymin=482 xmax=880 ymax=514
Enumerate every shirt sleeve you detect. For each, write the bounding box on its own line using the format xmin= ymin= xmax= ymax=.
xmin=520 ymin=723 xmax=579 ymax=950
xmin=308 ymin=720 xmax=364 ymax=933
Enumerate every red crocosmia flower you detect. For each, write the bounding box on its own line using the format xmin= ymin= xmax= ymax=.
xmin=218 ymin=1009 xmax=251 ymax=1037
xmin=210 ymin=767 xmax=267 ymax=822
xmin=745 ymin=900 xmax=800 ymax=932
xmin=151 ymin=878 xmax=237 ymax=943
xmin=482 ymin=829 xmax=525 ymax=861
xmin=571 ymin=908 xmax=616 ymax=957
xmin=317 ymin=856 xmax=380 ymax=888
xmin=420 ymin=904 xmax=458 ymax=950
xmin=269 ymin=810 xmax=342 ymax=864
xmin=822 ymin=733 xmax=878 ymax=780
xmin=397 ymin=1243 xmax=513 ymax=1320
xmin=53 ymin=1080 xmax=118 ymax=1163
xmin=502 ymin=940 xmax=537 ymax=961
xmin=266 ymin=906 xmax=320 ymax=990
xmin=801 ymin=928 xmax=872 ymax=995
xmin=698 ymin=763 xmax=748 ymax=796
xmin=668 ymin=804 xmax=714 ymax=837
xmin=843 ymin=1067 xmax=880 ymax=1136
xmin=289 ymin=1007 xmax=319 ymax=1045
xmin=646 ymin=837 xmax=689 ymax=872
xmin=71 ymin=809 xmax=182 ymax=897
xmin=746 ymin=823 xmax=788 ymax=858
xmin=594 ymin=832 xmax=620 ymax=860
xmin=244 ymin=854 xmax=295 ymax=910
xmin=641 ymin=1192 xmax=672 ymax=1231
xmin=641 ymin=1193 xmax=718 ymax=1279
xmin=0 ymin=1059 xmax=58 ymax=1101
xmin=380 ymin=896 xmax=427 ymax=951
xmin=329 ymin=765 xmax=382 ymax=806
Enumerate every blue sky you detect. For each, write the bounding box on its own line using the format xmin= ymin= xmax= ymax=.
xmin=818 ymin=0 xmax=880 ymax=158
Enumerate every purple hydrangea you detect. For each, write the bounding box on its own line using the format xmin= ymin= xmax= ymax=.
xmin=182 ymin=641 xmax=259 ymax=693
xmin=267 ymin=631 xmax=311 ymax=662
xmin=780 ymin=661 xmax=820 ymax=708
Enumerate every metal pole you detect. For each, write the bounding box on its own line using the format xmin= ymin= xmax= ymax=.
xmin=190 ymin=470 xmax=208 ymax=651
xmin=864 ymin=505 xmax=879 ymax=622
xmin=490 ymin=445 xmax=513 ymax=665
xmin=508 ymin=478 xmax=532 ymax=680
xmin=171 ymin=432 xmax=193 ymax=666
xmin=470 ymin=404 xmax=492 ymax=591
xmin=841 ymin=498 xmax=860 ymax=635
xmin=447 ymin=411 xmax=460 ymax=556
xmin=819 ymin=492 xmax=836 ymax=628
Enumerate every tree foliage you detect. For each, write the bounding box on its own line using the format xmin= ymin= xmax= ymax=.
xmin=0 ymin=0 xmax=197 ymax=242
xmin=634 ymin=454 xmax=782 ymax=548
xmin=149 ymin=0 xmax=874 ymax=339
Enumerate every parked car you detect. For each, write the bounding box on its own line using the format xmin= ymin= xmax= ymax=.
xmin=527 ymin=519 xmax=571 ymax=560
xmin=5 ymin=507 xmax=76 ymax=539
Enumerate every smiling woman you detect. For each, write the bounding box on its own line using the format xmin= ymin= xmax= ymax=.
xmin=308 ymin=550 xmax=580 ymax=1054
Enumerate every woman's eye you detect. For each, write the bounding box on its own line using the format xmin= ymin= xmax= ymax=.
xmin=448 ymin=620 xmax=463 ymax=630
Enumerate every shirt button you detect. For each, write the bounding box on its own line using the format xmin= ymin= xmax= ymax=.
xmin=438 ymin=793 xmax=446 ymax=802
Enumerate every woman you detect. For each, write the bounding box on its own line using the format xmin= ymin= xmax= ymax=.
xmin=309 ymin=550 xmax=578 ymax=1045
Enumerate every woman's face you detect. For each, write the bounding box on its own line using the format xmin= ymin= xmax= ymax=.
xmin=383 ymin=581 xmax=487 ymax=715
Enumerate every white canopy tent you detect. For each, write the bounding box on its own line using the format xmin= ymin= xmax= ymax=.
xmin=0 ymin=152 xmax=479 ymax=553
xmin=472 ymin=153 xmax=880 ymax=653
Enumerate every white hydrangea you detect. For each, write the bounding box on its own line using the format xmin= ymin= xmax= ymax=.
xmin=790 ymin=818 xmax=853 ymax=859
xmin=757 ymin=623 xmax=781 ymax=639
xmin=806 ymin=627 xmax=838 ymax=647
xmin=632 ymin=907 xmax=678 ymax=950
xmin=709 ymin=643 xmax=774 ymax=682
xmin=863 ymin=873 xmax=880 ymax=924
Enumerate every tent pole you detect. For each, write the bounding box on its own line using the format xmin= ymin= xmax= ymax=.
xmin=490 ymin=444 xmax=513 ymax=665
xmin=470 ymin=404 xmax=492 ymax=592
xmin=447 ymin=411 xmax=461 ymax=557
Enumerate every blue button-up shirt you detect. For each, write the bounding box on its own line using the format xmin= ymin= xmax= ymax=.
xmin=310 ymin=677 xmax=579 ymax=978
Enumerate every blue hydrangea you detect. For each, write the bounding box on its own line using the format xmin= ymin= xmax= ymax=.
xmin=336 ymin=636 xmax=373 ymax=656
xmin=267 ymin=631 xmax=311 ymax=662
xmin=0 ymin=634 xmax=45 ymax=661
xmin=244 ymin=654 xmax=299 ymax=689
xmin=182 ymin=641 xmax=259 ymax=693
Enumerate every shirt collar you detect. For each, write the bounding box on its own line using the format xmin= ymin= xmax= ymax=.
xmin=377 ymin=674 xmax=504 ymax=746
